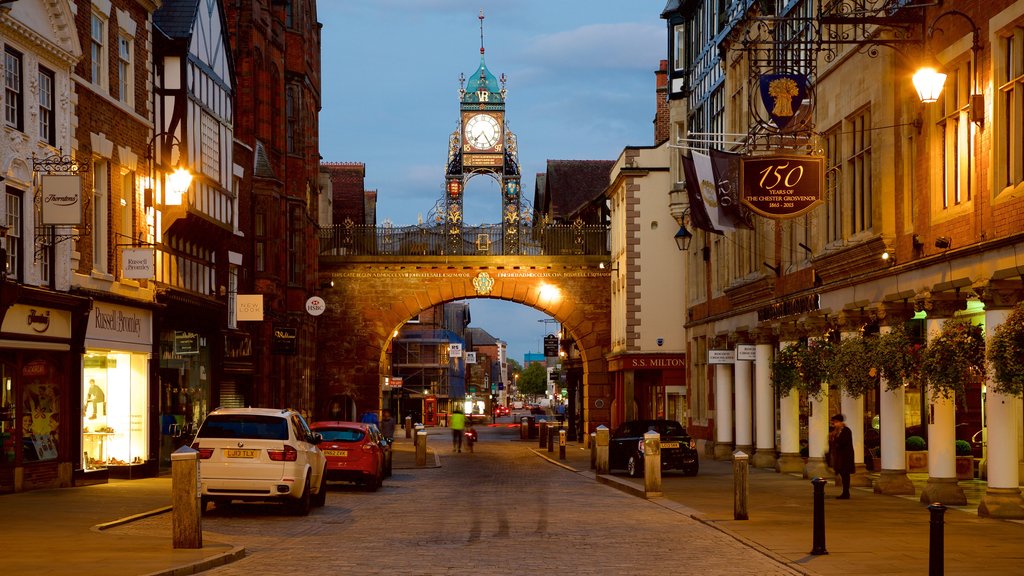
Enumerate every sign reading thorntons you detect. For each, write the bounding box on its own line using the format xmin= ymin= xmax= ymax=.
xmin=41 ymin=174 xmax=83 ymax=225
xmin=740 ymin=155 xmax=824 ymax=219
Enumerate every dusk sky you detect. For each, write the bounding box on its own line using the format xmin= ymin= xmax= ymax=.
xmin=318 ymin=1 xmax=666 ymax=365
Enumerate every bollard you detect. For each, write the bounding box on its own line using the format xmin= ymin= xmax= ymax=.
xmin=415 ymin=430 xmax=427 ymax=467
xmin=596 ymin=425 xmax=610 ymax=474
xmin=590 ymin=432 xmax=597 ymax=469
xmin=171 ymin=445 xmax=203 ymax=549
xmin=520 ymin=417 xmax=528 ymax=440
xmin=810 ymin=477 xmax=829 ymax=555
xmin=547 ymin=426 xmax=555 ymax=453
xmin=405 ymin=416 xmax=412 ymax=438
xmin=558 ymin=428 xmax=566 ymax=460
xmin=733 ymin=451 xmax=749 ymax=520
xmin=538 ymin=420 xmax=548 ymax=449
xmin=643 ymin=430 xmax=662 ymax=496
xmin=928 ymin=503 xmax=946 ymax=576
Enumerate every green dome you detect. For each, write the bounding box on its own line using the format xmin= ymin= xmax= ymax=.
xmin=463 ymin=55 xmax=503 ymax=105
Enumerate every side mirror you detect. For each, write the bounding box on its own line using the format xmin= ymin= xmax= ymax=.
xmin=311 ymin=433 xmax=323 ymax=445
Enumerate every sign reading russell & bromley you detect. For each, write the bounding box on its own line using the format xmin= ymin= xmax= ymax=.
xmin=740 ymin=155 xmax=824 ymax=219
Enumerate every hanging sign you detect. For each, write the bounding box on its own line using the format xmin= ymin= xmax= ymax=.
xmin=236 ymin=295 xmax=264 ymax=321
xmin=759 ymin=73 xmax=809 ymax=129
xmin=544 ymin=334 xmax=559 ymax=357
xmin=40 ymin=174 xmax=83 ymax=225
xmin=449 ymin=343 xmax=463 ymax=358
xmin=272 ymin=326 xmax=297 ymax=355
xmin=305 ymin=296 xmax=326 ymax=316
xmin=121 ymin=248 xmax=155 ymax=279
xmin=466 ymin=352 xmax=477 ymax=364
xmin=740 ymin=155 xmax=825 ymax=219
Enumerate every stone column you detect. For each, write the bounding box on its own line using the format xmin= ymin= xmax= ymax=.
xmin=803 ymin=329 xmax=832 ymax=480
xmin=734 ymin=350 xmax=753 ymax=455
xmin=752 ymin=341 xmax=776 ymax=468
xmin=714 ymin=362 xmax=735 ymax=460
xmin=777 ymin=339 xmax=803 ymax=474
xmin=873 ymin=310 xmax=914 ymax=495
xmin=837 ymin=315 xmax=871 ymax=488
xmin=979 ymin=305 xmax=1024 ymax=518
xmin=920 ymin=315 xmax=967 ymax=505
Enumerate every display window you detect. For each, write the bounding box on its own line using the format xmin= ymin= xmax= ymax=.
xmin=1 ymin=362 xmax=16 ymax=465
xmin=158 ymin=330 xmax=211 ymax=468
xmin=82 ymin=351 xmax=149 ymax=471
xmin=22 ymin=359 xmax=62 ymax=463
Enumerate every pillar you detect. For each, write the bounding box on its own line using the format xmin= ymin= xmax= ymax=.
xmin=979 ymin=307 xmax=1024 ymax=518
xmin=752 ymin=341 xmax=776 ymax=468
xmin=714 ymin=363 xmax=734 ymax=460
xmin=805 ymin=386 xmax=831 ymax=480
xmin=777 ymin=340 xmax=802 ymax=473
xmin=734 ymin=354 xmax=753 ymax=454
xmin=920 ymin=317 xmax=967 ymax=505
xmin=875 ymin=324 xmax=914 ymax=495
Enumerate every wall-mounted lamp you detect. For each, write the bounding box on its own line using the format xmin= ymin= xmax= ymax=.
xmin=320 ymin=279 xmax=335 ymax=289
xmin=934 ymin=236 xmax=952 ymax=249
xmin=881 ymin=249 xmax=895 ymax=265
xmin=674 ymin=225 xmax=693 ymax=251
xmin=145 ymin=131 xmax=193 ymax=208
xmin=914 ymin=10 xmax=983 ymax=123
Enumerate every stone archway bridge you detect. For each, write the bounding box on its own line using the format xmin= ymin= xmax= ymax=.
xmin=316 ymin=222 xmax=612 ymax=431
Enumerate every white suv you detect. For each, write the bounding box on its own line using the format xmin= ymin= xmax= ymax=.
xmin=191 ymin=407 xmax=327 ymax=515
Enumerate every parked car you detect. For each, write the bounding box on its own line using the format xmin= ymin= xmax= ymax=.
xmin=529 ymin=404 xmax=546 ymax=415
xmin=367 ymin=423 xmax=392 ymax=477
xmin=310 ymin=421 xmax=386 ymax=490
xmin=191 ymin=407 xmax=327 ymax=515
xmin=608 ymin=419 xmax=699 ymax=477
xmin=495 ymin=405 xmax=511 ymax=417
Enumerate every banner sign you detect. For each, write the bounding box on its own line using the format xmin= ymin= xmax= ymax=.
xmin=741 ymin=155 xmax=825 ymax=219
xmin=40 ymin=174 xmax=83 ymax=225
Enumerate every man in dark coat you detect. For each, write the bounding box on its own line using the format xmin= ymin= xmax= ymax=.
xmin=829 ymin=413 xmax=855 ymax=499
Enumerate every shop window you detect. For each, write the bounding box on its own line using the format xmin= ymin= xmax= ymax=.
xmin=1 ymin=363 xmax=14 ymax=465
xmin=21 ymin=359 xmax=61 ymax=462
xmin=82 ymin=352 xmax=149 ymax=470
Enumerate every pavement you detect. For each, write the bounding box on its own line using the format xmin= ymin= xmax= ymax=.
xmin=3 ymin=422 xmax=1023 ymax=576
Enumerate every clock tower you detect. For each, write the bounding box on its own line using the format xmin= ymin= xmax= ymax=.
xmin=442 ymin=11 xmax=522 ymax=254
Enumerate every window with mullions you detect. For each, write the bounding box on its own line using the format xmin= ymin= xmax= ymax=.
xmin=997 ymin=26 xmax=1024 ymax=194
xmin=254 ymin=210 xmax=266 ymax=272
xmin=823 ymin=127 xmax=842 ymax=243
xmin=118 ymin=34 xmax=133 ymax=106
xmin=4 ymin=190 xmax=21 ymax=280
xmin=846 ymin=109 xmax=872 ymax=235
xmin=38 ymin=67 xmax=55 ymax=145
xmin=91 ymin=12 xmax=107 ymax=89
xmin=938 ymin=60 xmax=972 ymax=209
xmin=288 ymin=206 xmax=302 ymax=284
xmin=4 ymin=46 xmax=23 ymax=131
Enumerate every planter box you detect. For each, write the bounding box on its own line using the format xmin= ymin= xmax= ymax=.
xmin=906 ymin=451 xmax=928 ymax=472
xmin=956 ymin=456 xmax=974 ymax=480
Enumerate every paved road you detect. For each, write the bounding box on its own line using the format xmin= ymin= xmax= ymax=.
xmin=112 ymin=423 xmax=800 ymax=575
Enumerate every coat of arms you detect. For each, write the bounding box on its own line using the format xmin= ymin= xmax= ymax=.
xmin=472 ymin=272 xmax=495 ymax=295
xmin=759 ymin=73 xmax=809 ymax=130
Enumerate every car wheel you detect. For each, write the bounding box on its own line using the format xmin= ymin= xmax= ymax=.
xmin=627 ymin=455 xmax=641 ymax=478
xmin=312 ymin=471 xmax=327 ymax=507
xmin=365 ymin=472 xmax=380 ymax=492
xmin=289 ymin=474 xmax=312 ymax=516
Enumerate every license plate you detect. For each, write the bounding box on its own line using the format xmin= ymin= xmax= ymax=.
xmin=225 ymin=449 xmax=257 ymax=458
xmin=324 ymin=450 xmax=348 ymax=457
xmin=661 ymin=442 xmax=680 ymax=449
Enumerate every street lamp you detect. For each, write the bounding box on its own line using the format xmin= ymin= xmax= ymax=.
xmin=674 ymin=208 xmax=692 ymax=251
xmin=145 ymin=131 xmax=193 ymax=208
xmin=914 ymin=10 xmax=982 ymax=122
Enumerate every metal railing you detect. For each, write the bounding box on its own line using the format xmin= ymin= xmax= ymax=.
xmin=319 ymin=222 xmax=609 ymax=257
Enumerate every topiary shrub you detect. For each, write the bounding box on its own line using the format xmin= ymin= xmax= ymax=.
xmin=955 ymin=439 xmax=973 ymax=456
xmin=906 ymin=435 xmax=926 ymax=451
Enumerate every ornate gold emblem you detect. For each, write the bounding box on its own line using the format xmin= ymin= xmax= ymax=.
xmin=472 ymin=272 xmax=495 ymax=295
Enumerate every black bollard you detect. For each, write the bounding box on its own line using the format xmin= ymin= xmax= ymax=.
xmin=810 ymin=477 xmax=828 ymax=555
xmin=547 ymin=426 xmax=555 ymax=453
xmin=928 ymin=503 xmax=946 ymax=576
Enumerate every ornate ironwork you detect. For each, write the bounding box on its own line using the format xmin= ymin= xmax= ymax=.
xmin=31 ymin=150 xmax=91 ymax=260
xmin=32 ymin=151 xmax=91 ymax=175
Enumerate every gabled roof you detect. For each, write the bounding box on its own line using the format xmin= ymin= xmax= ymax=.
xmin=544 ymin=160 xmax=613 ymax=219
xmin=466 ymin=327 xmax=499 ymax=347
xmin=154 ymin=0 xmax=199 ymax=39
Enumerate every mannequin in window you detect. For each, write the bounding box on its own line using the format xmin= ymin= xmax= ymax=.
xmin=86 ymin=380 xmax=106 ymax=420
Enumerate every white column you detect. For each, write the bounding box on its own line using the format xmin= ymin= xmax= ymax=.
xmin=979 ymin=307 xmax=1024 ymax=518
xmin=921 ymin=317 xmax=966 ymax=505
xmin=875 ymin=324 xmax=914 ymax=495
xmin=752 ymin=342 xmax=776 ymax=468
xmin=777 ymin=340 xmax=802 ymax=473
xmin=805 ymin=387 xmax=831 ymax=479
xmin=734 ymin=356 xmax=753 ymax=450
xmin=714 ymin=363 xmax=734 ymax=459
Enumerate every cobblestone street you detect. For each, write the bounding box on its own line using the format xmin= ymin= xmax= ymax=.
xmin=113 ymin=425 xmax=800 ymax=575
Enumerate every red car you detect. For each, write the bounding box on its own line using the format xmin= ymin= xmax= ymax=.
xmin=310 ymin=421 xmax=385 ymax=491
xmin=495 ymin=405 xmax=510 ymax=417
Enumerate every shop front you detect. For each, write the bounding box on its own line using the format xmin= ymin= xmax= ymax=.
xmin=82 ymin=301 xmax=155 ymax=480
xmin=0 ymin=288 xmax=90 ymax=493
xmin=607 ymin=353 xmax=686 ymax=428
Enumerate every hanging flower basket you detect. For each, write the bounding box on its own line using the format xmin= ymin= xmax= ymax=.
xmin=987 ymin=302 xmax=1024 ymax=397
xmin=876 ymin=325 xmax=925 ymax=391
xmin=921 ymin=317 xmax=985 ymax=399
xmin=797 ymin=337 xmax=836 ymax=398
xmin=772 ymin=343 xmax=802 ymax=396
xmin=831 ymin=334 xmax=880 ymax=398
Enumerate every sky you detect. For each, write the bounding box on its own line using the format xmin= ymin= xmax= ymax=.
xmin=318 ymin=1 xmax=666 ymax=365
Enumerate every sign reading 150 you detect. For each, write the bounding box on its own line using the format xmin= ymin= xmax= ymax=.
xmin=757 ymin=161 xmax=806 ymax=190
xmin=740 ymin=155 xmax=825 ymax=219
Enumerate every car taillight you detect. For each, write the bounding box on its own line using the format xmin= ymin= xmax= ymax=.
xmin=195 ymin=445 xmax=214 ymax=459
xmin=268 ymin=445 xmax=298 ymax=461
xmin=361 ymin=443 xmax=374 ymax=452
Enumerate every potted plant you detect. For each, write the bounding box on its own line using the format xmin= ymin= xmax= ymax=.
xmin=955 ymin=439 xmax=974 ymax=480
xmin=920 ymin=317 xmax=985 ymax=399
xmin=987 ymin=302 xmax=1024 ymax=397
xmin=906 ymin=435 xmax=928 ymax=472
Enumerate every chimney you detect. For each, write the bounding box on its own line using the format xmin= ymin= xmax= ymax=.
xmin=654 ymin=60 xmax=669 ymax=145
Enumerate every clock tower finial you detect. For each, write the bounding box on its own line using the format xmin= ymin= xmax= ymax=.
xmin=479 ymin=9 xmax=485 ymax=55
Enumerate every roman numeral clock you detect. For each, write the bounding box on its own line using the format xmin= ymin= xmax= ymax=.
xmin=439 ymin=12 xmax=522 ymax=255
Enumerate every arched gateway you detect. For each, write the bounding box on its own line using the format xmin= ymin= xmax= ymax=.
xmin=316 ymin=254 xmax=611 ymax=433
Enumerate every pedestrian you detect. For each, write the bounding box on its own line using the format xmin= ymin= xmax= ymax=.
xmin=380 ymin=409 xmax=395 ymax=442
xmin=450 ymin=408 xmax=466 ymax=452
xmin=829 ymin=413 xmax=855 ymax=499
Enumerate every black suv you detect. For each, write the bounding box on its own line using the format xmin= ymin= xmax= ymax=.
xmin=609 ymin=419 xmax=699 ymax=477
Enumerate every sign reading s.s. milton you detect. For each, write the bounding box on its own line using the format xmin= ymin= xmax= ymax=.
xmin=741 ymin=155 xmax=824 ymax=219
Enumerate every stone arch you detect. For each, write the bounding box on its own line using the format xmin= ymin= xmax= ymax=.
xmin=316 ymin=257 xmax=611 ymax=432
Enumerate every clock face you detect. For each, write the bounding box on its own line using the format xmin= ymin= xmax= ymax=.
xmin=464 ymin=114 xmax=501 ymax=149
